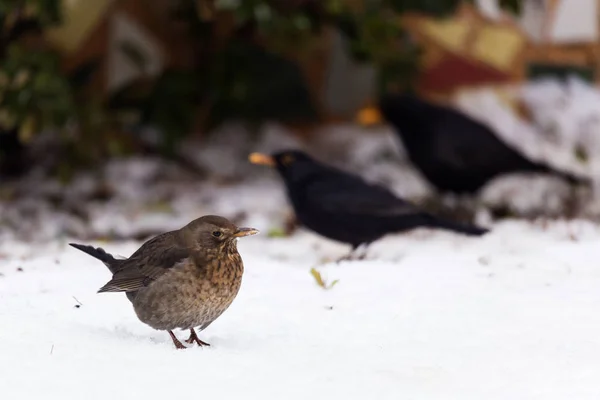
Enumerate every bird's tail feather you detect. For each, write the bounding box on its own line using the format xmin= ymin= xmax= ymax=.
xmin=69 ymin=243 xmax=120 ymax=273
xmin=422 ymin=215 xmax=489 ymax=236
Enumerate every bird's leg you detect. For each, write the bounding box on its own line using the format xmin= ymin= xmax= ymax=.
xmin=185 ymin=328 xmax=211 ymax=347
xmin=336 ymin=244 xmax=367 ymax=263
xmin=168 ymin=330 xmax=188 ymax=350
xmin=335 ymin=250 xmax=355 ymax=263
xmin=356 ymin=243 xmax=370 ymax=260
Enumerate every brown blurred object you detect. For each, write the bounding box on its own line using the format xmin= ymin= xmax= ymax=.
xmin=46 ymin=0 xmax=197 ymax=96
xmin=401 ymin=3 xmax=526 ymax=99
xmin=401 ymin=0 xmax=600 ymax=100
xmin=42 ymin=0 xmax=600 ymax=133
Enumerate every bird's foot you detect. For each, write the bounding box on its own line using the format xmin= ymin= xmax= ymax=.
xmin=335 ymin=252 xmax=354 ymax=263
xmin=173 ymin=341 xmax=187 ymax=350
xmin=335 ymin=245 xmax=369 ymax=263
xmin=185 ymin=328 xmax=211 ymax=347
xmin=168 ymin=330 xmax=188 ymax=350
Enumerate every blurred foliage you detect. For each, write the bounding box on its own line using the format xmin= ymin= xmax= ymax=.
xmin=204 ymin=39 xmax=318 ymax=131
xmin=0 ymin=0 xmax=522 ymax=177
xmin=0 ymin=45 xmax=73 ymax=139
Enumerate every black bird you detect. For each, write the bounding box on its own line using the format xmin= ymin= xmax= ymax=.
xmin=376 ymin=93 xmax=590 ymax=194
xmin=249 ymin=150 xmax=488 ymax=258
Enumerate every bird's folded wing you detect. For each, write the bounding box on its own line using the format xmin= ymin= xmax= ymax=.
xmin=98 ymin=246 xmax=190 ymax=293
xmin=306 ymin=177 xmax=419 ymax=216
xmin=98 ymin=274 xmax=154 ymax=293
xmin=433 ymin=113 xmax=533 ymax=173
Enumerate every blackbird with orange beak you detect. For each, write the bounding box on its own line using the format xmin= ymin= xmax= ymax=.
xmin=250 ymin=150 xmax=488 ymax=259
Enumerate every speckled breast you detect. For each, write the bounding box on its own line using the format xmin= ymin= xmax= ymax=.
xmin=132 ymin=255 xmax=244 ymax=331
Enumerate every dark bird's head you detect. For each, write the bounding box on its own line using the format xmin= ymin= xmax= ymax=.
xmin=249 ymin=150 xmax=324 ymax=186
xmin=356 ymin=93 xmax=434 ymax=143
xmin=180 ymin=215 xmax=259 ymax=253
xmin=378 ymin=93 xmax=432 ymax=128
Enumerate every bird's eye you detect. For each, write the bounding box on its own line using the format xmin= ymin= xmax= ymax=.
xmin=212 ymin=231 xmax=222 ymax=238
xmin=281 ymin=154 xmax=295 ymax=165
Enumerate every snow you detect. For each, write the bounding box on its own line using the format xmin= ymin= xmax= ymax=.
xmin=5 ymin=77 xmax=600 ymax=398
xmin=455 ymin=77 xmax=600 ymax=177
xmin=3 ymin=219 xmax=600 ymax=399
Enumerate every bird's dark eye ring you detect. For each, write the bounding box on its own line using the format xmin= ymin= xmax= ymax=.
xmin=212 ymin=231 xmax=222 ymax=238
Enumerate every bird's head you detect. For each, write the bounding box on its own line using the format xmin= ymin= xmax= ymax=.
xmin=356 ymin=92 xmax=429 ymax=141
xmin=182 ymin=215 xmax=259 ymax=253
xmin=379 ymin=93 xmax=427 ymax=123
xmin=249 ymin=150 xmax=321 ymax=185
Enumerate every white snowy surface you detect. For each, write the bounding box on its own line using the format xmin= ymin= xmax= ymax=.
xmin=3 ymin=219 xmax=600 ymax=399
xmin=5 ymin=77 xmax=600 ymax=398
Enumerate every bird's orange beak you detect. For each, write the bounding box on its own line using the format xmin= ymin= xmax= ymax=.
xmin=248 ymin=153 xmax=275 ymax=167
xmin=233 ymin=227 xmax=260 ymax=237
xmin=356 ymin=105 xmax=383 ymax=126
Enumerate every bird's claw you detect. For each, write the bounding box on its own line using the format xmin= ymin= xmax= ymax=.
xmin=168 ymin=330 xmax=189 ymax=350
xmin=174 ymin=341 xmax=188 ymax=350
xmin=335 ymin=246 xmax=369 ymax=263
xmin=186 ymin=329 xmax=211 ymax=347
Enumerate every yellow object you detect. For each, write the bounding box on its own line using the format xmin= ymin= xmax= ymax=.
xmin=356 ymin=106 xmax=383 ymax=126
xmin=248 ymin=153 xmax=275 ymax=167
xmin=420 ymin=19 xmax=471 ymax=54
xmin=309 ymin=268 xmax=339 ymax=290
xmin=471 ymin=26 xmax=525 ymax=71
xmin=46 ymin=0 xmax=114 ymax=53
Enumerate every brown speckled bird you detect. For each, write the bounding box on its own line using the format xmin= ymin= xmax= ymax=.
xmin=69 ymin=215 xmax=259 ymax=349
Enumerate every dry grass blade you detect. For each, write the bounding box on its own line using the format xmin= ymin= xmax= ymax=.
xmin=310 ymin=268 xmax=339 ymax=290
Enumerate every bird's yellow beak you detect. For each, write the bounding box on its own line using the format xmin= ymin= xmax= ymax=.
xmin=356 ymin=105 xmax=383 ymax=126
xmin=249 ymin=153 xmax=275 ymax=167
xmin=233 ymin=227 xmax=260 ymax=237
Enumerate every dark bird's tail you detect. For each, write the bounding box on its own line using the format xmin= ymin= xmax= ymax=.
xmin=69 ymin=243 xmax=121 ymax=273
xmin=421 ymin=215 xmax=489 ymax=236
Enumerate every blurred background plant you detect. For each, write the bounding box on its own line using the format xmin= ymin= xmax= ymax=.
xmin=0 ymin=0 xmax=522 ymax=179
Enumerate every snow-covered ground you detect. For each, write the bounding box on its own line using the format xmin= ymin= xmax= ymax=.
xmin=3 ymin=218 xmax=600 ymax=399
xmin=4 ymin=77 xmax=600 ymax=398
